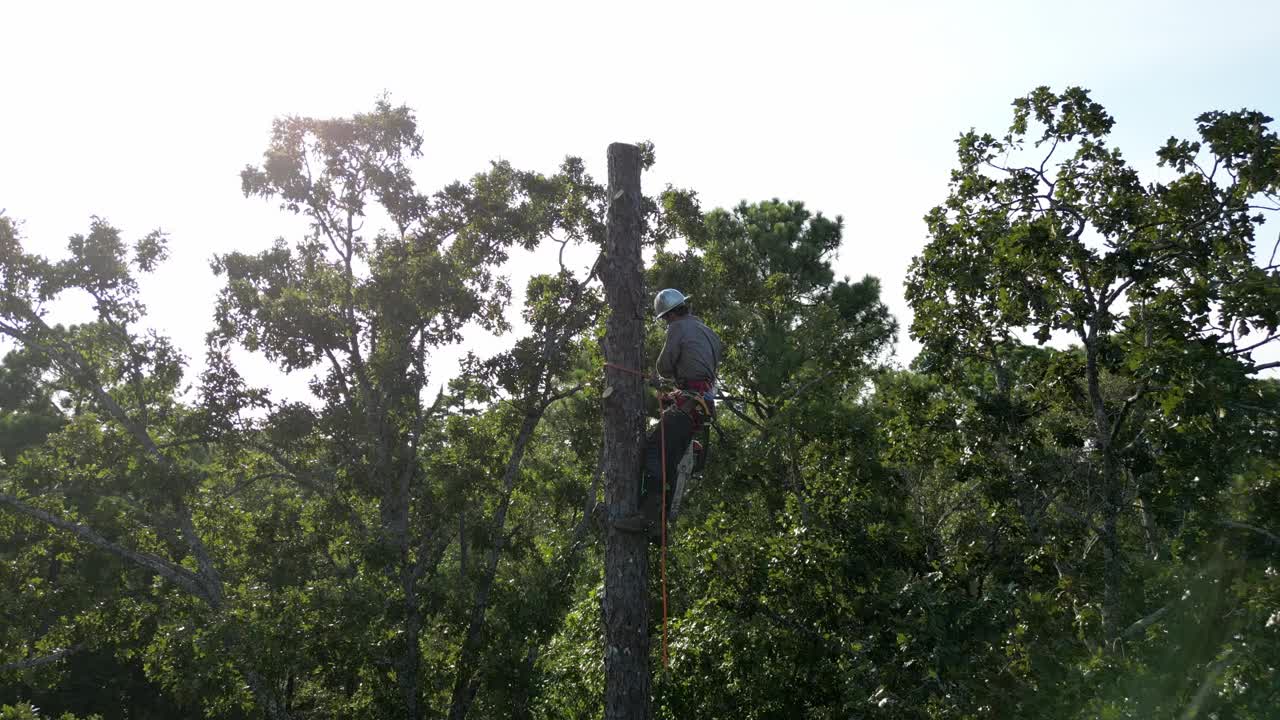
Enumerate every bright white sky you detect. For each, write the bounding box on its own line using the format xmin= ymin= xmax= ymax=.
xmin=3 ymin=0 xmax=1278 ymax=398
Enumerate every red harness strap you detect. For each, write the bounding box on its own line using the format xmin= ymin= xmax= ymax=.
xmin=668 ymin=379 xmax=714 ymax=433
xmin=681 ymin=379 xmax=714 ymax=395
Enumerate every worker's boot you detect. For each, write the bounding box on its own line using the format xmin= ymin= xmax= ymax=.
xmin=614 ymin=486 xmax=662 ymax=535
xmin=613 ymin=511 xmax=650 ymax=534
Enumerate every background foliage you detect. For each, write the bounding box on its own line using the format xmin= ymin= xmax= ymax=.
xmin=3 ymin=87 xmax=1278 ymax=719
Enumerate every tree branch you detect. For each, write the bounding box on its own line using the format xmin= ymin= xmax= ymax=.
xmin=1229 ymin=332 xmax=1279 ymax=357
xmin=0 ymin=644 xmax=85 ymax=673
xmin=321 ymin=346 xmax=353 ymax=401
xmin=0 ymin=492 xmax=215 ymax=605
xmin=1109 ymin=383 xmax=1150 ymax=447
xmin=1122 ymin=600 xmax=1174 ymax=639
xmin=1220 ymin=519 xmax=1280 ymax=546
xmin=11 ymin=309 xmax=228 ymax=594
xmin=1103 ymin=276 xmax=1138 ymax=309
xmin=716 ymin=396 xmax=764 ymax=430
xmin=1228 ymin=402 xmax=1279 ymax=417
xmin=541 ymin=382 xmax=586 ymax=408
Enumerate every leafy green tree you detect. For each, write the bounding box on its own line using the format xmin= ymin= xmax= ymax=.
xmin=0 ymin=212 xmax=296 ymax=716
xmin=904 ymin=86 xmax=1280 ymax=717
xmin=908 ymin=85 xmax=1279 ymax=637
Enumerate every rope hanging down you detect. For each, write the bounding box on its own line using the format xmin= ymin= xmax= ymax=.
xmin=659 ymin=393 xmax=670 ymax=671
xmin=604 ymin=362 xmax=671 ymax=671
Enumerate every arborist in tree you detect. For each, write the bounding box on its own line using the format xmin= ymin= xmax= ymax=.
xmin=616 ymin=288 xmax=723 ymax=539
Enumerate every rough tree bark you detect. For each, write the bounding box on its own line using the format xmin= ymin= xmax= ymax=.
xmin=600 ymin=142 xmax=651 ymax=720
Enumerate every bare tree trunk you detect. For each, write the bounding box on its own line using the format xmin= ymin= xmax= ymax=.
xmin=600 ymin=142 xmax=651 ymax=720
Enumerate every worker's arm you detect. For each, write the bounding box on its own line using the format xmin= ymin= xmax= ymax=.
xmin=656 ymin=326 xmax=679 ymax=380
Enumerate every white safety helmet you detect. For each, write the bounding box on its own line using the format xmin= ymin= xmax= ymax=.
xmin=653 ymin=288 xmax=691 ymax=319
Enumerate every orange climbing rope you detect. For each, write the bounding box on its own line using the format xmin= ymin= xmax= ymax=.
xmin=659 ymin=393 xmax=670 ymax=671
xmin=603 ymin=361 xmax=671 ymax=671
xmin=603 ymin=362 xmax=649 ymax=379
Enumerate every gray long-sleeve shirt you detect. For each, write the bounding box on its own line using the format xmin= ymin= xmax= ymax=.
xmin=657 ymin=315 xmax=723 ymax=385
